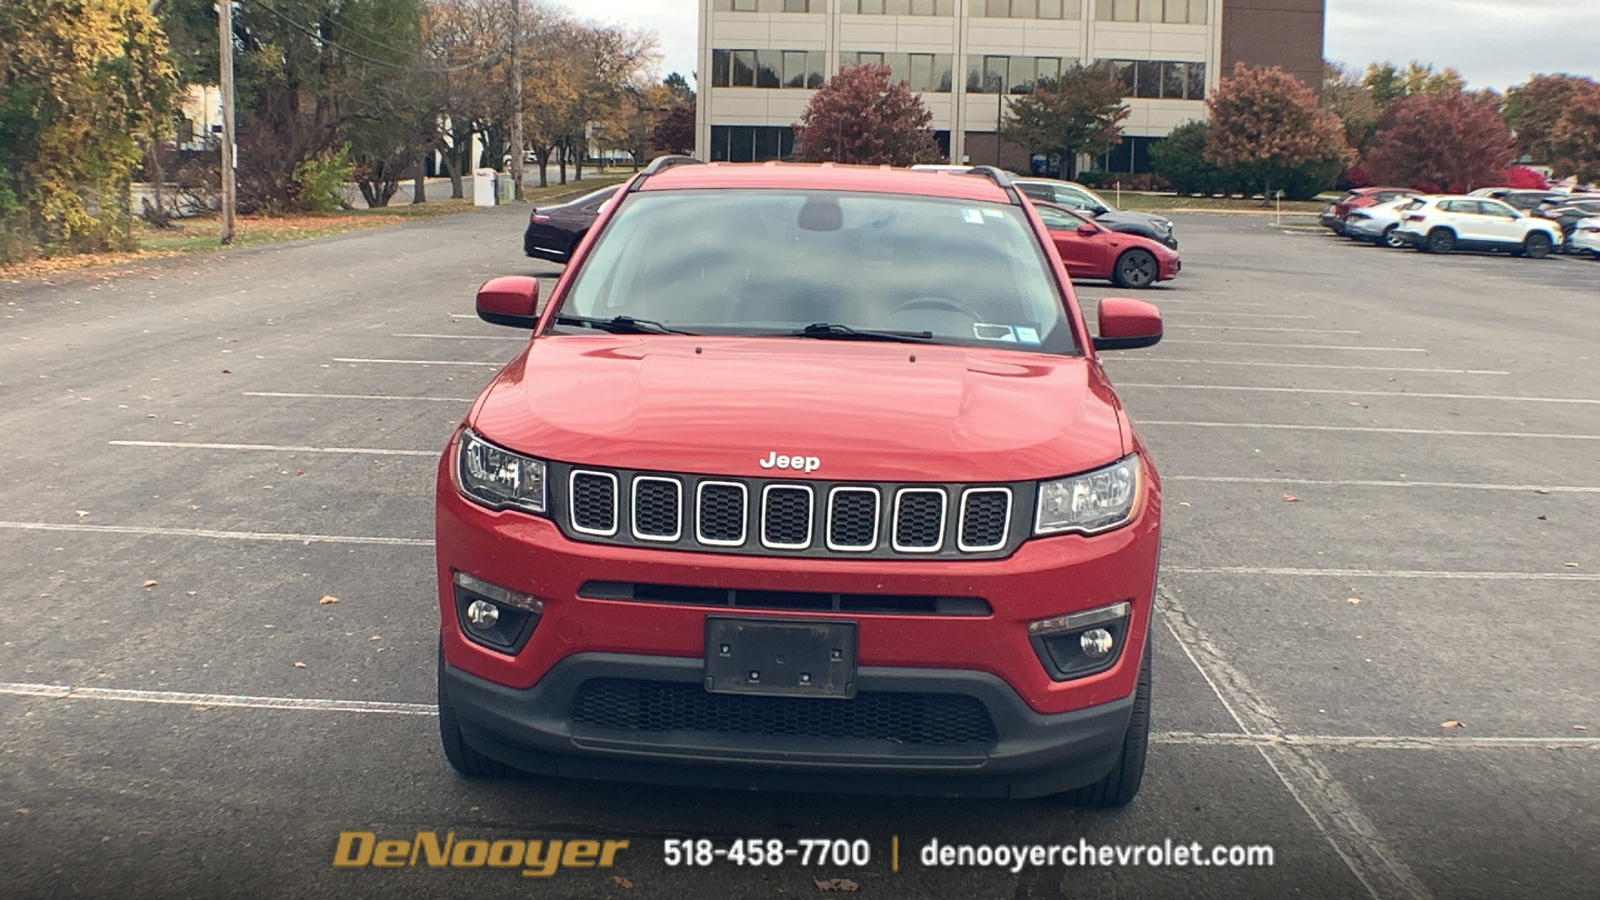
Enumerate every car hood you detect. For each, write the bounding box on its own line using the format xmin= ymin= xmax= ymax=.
xmin=468 ymin=335 xmax=1129 ymax=482
xmin=1096 ymin=209 xmax=1172 ymax=234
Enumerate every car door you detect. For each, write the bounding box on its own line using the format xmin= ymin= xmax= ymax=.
xmin=1034 ymin=204 xmax=1108 ymax=278
xmin=1435 ymin=199 xmax=1487 ymax=245
xmin=1474 ymin=199 xmax=1526 ymax=246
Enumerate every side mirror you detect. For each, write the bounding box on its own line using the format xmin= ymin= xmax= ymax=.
xmin=1076 ymin=222 xmax=1099 ymax=236
xmin=476 ymin=275 xmax=540 ymax=328
xmin=1093 ymin=296 xmax=1163 ymax=351
xmin=1092 ymin=205 xmax=1110 ymax=215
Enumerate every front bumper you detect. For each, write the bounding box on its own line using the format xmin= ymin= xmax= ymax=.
xmin=441 ymin=651 xmax=1136 ymax=798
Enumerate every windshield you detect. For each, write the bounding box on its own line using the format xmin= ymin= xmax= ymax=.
xmin=551 ymin=189 xmax=1080 ymax=354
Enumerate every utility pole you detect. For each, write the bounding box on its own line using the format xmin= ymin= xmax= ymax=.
xmin=218 ymin=0 xmax=237 ymax=243
xmin=508 ymin=0 xmax=524 ymax=201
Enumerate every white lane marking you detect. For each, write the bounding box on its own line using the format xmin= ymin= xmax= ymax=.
xmin=109 ymin=440 xmax=436 ymax=456
xmin=1167 ymin=566 xmax=1600 ymax=581
xmin=1118 ymin=383 xmax=1600 ymax=405
xmin=1 ymin=683 xmax=1590 ymax=751
xmin=1168 ymin=475 xmax=1600 ymax=493
xmin=0 ymin=521 xmax=432 ymax=546
xmin=333 ymin=357 xmax=501 ymax=367
xmin=1158 ymin=587 xmax=1434 ymax=900
xmin=243 ymin=391 xmax=475 ymax=402
xmin=1159 ymin=340 xmax=1427 ymax=352
xmin=1158 ymin=732 xmax=1600 ymax=749
xmin=1140 ymin=421 xmax=1600 ymax=441
xmin=390 ymin=333 xmax=527 ymax=341
xmin=1103 ymin=357 xmax=1509 ymax=375
xmin=447 ymin=313 xmax=478 ymax=318
xmin=0 ymin=683 xmax=434 ymax=715
xmin=1160 ymin=312 xmax=1316 ymax=320
xmin=1171 ymin=325 xmax=1361 ymax=333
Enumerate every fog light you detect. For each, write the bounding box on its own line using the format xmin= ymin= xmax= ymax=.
xmin=1080 ymin=627 xmax=1114 ymax=658
xmin=466 ymin=599 xmax=499 ymax=628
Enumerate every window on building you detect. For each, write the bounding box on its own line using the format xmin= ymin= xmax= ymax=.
xmin=966 ymin=55 xmax=1073 ymax=93
xmin=708 ymin=125 xmax=796 ymax=162
xmin=1100 ymin=58 xmax=1205 ymax=99
xmin=714 ymin=0 xmax=815 ymax=10
xmin=851 ymin=52 xmax=953 ymax=92
xmin=1095 ymin=135 xmax=1158 ymax=173
xmin=713 ymin=49 xmax=827 ymax=89
xmin=1096 ymin=0 xmax=1204 ymax=22
xmin=974 ymin=0 xmax=1079 ymax=16
xmin=843 ymin=0 xmax=953 ymax=13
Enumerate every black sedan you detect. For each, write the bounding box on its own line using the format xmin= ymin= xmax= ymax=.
xmin=523 ymin=185 xmax=620 ymax=263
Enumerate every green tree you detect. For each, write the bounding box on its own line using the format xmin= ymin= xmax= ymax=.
xmin=0 ymin=0 xmax=179 ymax=260
xmin=1149 ymin=120 xmax=1236 ymax=196
xmin=1505 ymin=73 xmax=1600 ymax=177
xmin=793 ymin=64 xmax=939 ymax=165
xmin=1204 ymin=63 xmax=1354 ymax=201
xmin=999 ymin=63 xmax=1128 ymax=179
xmin=1363 ymin=60 xmax=1466 ymax=111
xmin=1322 ymin=60 xmax=1379 ymax=154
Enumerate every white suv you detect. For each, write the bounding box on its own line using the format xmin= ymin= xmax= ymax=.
xmin=1392 ymin=195 xmax=1562 ymax=258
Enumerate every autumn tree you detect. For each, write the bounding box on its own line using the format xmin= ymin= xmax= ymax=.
xmin=1363 ymin=60 xmax=1466 ymax=111
xmin=1204 ymin=63 xmax=1354 ymax=201
xmin=0 ymin=0 xmax=178 ymax=261
xmin=1322 ymin=60 xmax=1379 ymax=154
xmin=652 ymin=104 xmax=696 ymax=155
xmin=421 ymin=0 xmax=512 ymax=198
xmin=1505 ymin=74 xmax=1600 ymax=180
xmin=1549 ymin=88 xmax=1600 ymax=183
xmin=793 ymin=64 xmax=939 ymax=165
xmin=1364 ymin=91 xmax=1515 ymax=192
xmin=999 ymin=63 xmax=1128 ymax=179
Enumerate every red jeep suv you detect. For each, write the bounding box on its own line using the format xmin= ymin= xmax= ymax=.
xmin=435 ymin=160 xmax=1164 ymax=804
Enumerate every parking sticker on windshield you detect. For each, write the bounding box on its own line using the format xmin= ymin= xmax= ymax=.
xmin=973 ymin=323 xmax=1019 ymax=342
xmin=1014 ymin=326 xmax=1040 ymax=345
xmin=961 ymin=209 xmax=985 ymax=225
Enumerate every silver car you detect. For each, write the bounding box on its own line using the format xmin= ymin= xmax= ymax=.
xmin=1344 ymin=196 xmax=1427 ymax=248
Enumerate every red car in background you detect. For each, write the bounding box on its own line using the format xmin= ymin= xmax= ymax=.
xmin=1319 ymin=187 xmax=1418 ymax=235
xmin=1033 ymin=201 xmax=1179 ymax=288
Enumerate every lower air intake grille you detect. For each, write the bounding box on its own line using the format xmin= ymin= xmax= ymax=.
xmin=572 ymin=679 xmax=997 ymax=746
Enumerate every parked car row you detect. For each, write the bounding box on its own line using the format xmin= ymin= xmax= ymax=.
xmin=1325 ymin=188 xmax=1600 ymax=260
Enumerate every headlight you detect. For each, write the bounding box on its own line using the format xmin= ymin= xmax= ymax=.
xmin=1034 ymin=454 xmax=1143 ymax=536
xmin=456 ymin=429 xmax=546 ymax=514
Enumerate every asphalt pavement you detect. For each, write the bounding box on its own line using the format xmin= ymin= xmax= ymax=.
xmin=1 ymin=204 xmax=1597 ymax=899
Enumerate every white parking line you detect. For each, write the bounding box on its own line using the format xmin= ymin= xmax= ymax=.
xmin=1157 ymin=586 xmax=1434 ymax=900
xmin=2 ymin=682 xmax=1591 ymax=750
xmin=243 ymin=391 xmax=475 ymax=402
xmin=109 ymin=440 xmax=436 ymax=456
xmin=1167 ymin=475 xmax=1600 ymax=493
xmin=1159 ymin=340 xmax=1427 ymax=352
xmin=333 ymin=357 xmax=501 ymax=366
xmin=1161 ymin=312 xmax=1317 ymax=320
xmin=1141 ymin=421 xmax=1600 ymax=440
xmin=1118 ymin=383 xmax=1600 ymax=404
xmin=0 ymin=521 xmax=433 ymax=546
xmin=390 ymin=333 xmax=526 ymax=341
xmin=1167 ymin=566 xmax=1600 ymax=581
xmin=1171 ymin=325 xmax=1362 ymax=334
xmin=1104 ymin=357 xmax=1509 ymax=375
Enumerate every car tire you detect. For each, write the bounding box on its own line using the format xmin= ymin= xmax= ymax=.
xmin=1380 ymin=225 xmax=1405 ymax=249
xmin=438 ymin=652 xmax=515 ymax=779
xmin=1112 ymin=248 xmax=1158 ymax=289
xmin=1522 ymin=232 xmax=1552 ymax=260
xmin=1425 ymin=228 xmax=1456 ymax=254
xmin=1057 ymin=636 xmax=1151 ymax=808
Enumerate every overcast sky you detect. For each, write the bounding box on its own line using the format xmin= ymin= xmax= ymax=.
xmin=586 ymin=0 xmax=1599 ymax=94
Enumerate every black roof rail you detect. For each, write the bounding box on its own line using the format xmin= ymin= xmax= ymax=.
xmin=628 ymin=155 xmax=705 ymax=191
xmin=963 ymin=165 xmax=1023 ymax=205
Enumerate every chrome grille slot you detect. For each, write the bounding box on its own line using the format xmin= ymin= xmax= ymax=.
xmin=892 ymin=488 xmax=946 ymax=552
xmin=696 ymin=481 xmax=747 ymax=546
xmin=631 ymin=476 xmax=681 ymax=542
xmin=826 ymin=486 xmax=880 ymax=551
xmin=569 ymin=470 xmax=618 ymax=535
xmin=761 ymin=484 xmax=814 ymax=550
xmin=958 ymin=488 xmax=1011 ymax=552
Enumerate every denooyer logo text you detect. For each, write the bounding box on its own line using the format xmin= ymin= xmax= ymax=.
xmin=332 ymin=831 xmax=630 ymax=877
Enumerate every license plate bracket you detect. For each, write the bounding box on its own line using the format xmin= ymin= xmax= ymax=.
xmin=704 ymin=617 xmax=857 ymax=699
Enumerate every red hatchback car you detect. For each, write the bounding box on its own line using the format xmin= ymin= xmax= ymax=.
xmin=435 ymin=160 xmax=1165 ymax=803
xmin=1032 ymin=201 xmax=1179 ymax=288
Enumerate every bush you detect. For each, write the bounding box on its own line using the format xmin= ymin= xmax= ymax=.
xmin=1502 ymin=165 xmax=1549 ymax=189
xmin=1075 ymin=170 xmax=1109 ymax=187
xmin=292 ymin=146 xmax=354 ymax=213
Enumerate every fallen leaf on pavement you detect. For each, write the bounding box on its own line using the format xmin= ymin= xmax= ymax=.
xmin=186 ymin=591 xmax=197 ymax=596
xmin=1178 ymin=501 xmax=1191 ymax=507
xmin=1575 ymin=725 xmax=1588 ymax=731
xmin=293 ymin=661 xmax=307 ymax=668
xmin=1535 ymin=488 xmax=1550 ymax=494
xmin=1441 ymin=720 xmax=1463 ymax=729
xmin=816 ymin=879 xmax=859 ymax=892
xmin=319 ymin=595 xmax=339 ymax=604
xmin=1283 ymin=494 xmax=1299 ymax=502
xmin=142 ymin=580 xmax=157 ymax=588
xmin=1347 ymin=597 xmax=1361 ymax=605
xmin=75 ymin=510 xmax=88 ymax=517
xmin=611 ymin=876 xmax=633 ymax=889
xmin=1565 ymin=562 xmax=1578 ymax=568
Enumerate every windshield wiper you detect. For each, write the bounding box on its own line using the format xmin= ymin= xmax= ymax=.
xmin=553 ymin=314 xmax=697 ymax=335
xmin=786 ymin=322 xmax=935 ymax=343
